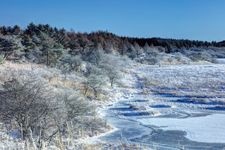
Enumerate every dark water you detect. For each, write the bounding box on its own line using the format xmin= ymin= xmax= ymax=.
xmin=206 ymin=106 xmax=225 ymax=111
xmin=174 ymin=98 xmax=225 ymax=105
xmin=150 ymin=104 xmax=171 ymax=108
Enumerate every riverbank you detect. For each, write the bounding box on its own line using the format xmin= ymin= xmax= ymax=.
xmin=97 ymin=64 xmax=225 ymax=149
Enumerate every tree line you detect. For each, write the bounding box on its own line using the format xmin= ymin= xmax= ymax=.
xmin=0 ymin=23 xmax=224 ymax=55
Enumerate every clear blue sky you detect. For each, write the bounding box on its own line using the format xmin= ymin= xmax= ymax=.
xmin=1 ymin=0 xmax=225 ymax=41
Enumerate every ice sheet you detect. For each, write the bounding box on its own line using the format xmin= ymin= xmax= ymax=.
xmin=138 ymin=113 xmax=225 ymax=143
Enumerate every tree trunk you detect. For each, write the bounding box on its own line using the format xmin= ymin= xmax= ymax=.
xmin=46 ymin=50 xmax=49 ymax=66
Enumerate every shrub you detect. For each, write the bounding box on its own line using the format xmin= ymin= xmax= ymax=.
xmin=0 ymin=78 xmax=54 ymax=141
xmin=59 ymin=54 xmax=83 ymax=72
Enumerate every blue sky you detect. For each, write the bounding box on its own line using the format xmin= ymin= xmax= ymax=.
xmin=0 ymin=0 xmax=225 ymax=41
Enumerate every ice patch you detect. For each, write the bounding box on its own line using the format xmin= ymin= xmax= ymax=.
xmin=138 ymin=113 xmax=225 ymax=143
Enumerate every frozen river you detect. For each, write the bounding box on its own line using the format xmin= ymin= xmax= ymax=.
xmin=139 ymin=113 xmax=225 ymax=143
xmin=100 ymin=64 xmax=225 ymax=149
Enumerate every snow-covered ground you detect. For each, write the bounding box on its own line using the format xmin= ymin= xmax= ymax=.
xmin=2 ymin=61 xmax=225 ymax=149
xmin=99 ymin=64 xmax=225 ymax=149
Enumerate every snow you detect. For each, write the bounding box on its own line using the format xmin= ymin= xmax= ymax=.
xmin=216 ymin=58 xmax=225 ymax=64
xmin=137 ymin=64 xmax=225 ymax=103
xmin=135 ymin=64 xmax=225 ymax=144
xmin=138 ymin=113 xmax=225 ymax=143
xmin=100 ymin=63 xmax=225 ymax=148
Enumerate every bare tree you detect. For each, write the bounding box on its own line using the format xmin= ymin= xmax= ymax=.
xmin=99 ymin=54 xmax=120 ymax=87
xmin=84 ymin=49 xmax=104 ymax=66
xmin=83 ymin=73 xmax=105 ymax=98
xmin=0 ymin=78 xmax=54 ymax=141
xmin=107 ymin=68 xmax=119 ymax=87
xmin=64 ymin=94 xmax=93 ymax=121
xmin=60 ymin=54 xmax=83 ymax=72
xmin=0 ymin=77 xmax=94 ymax=149
xmin=101 ymin=64 xmax=119 ymax=87
xmin=46 ymin=93 xmax=93 ymax=144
